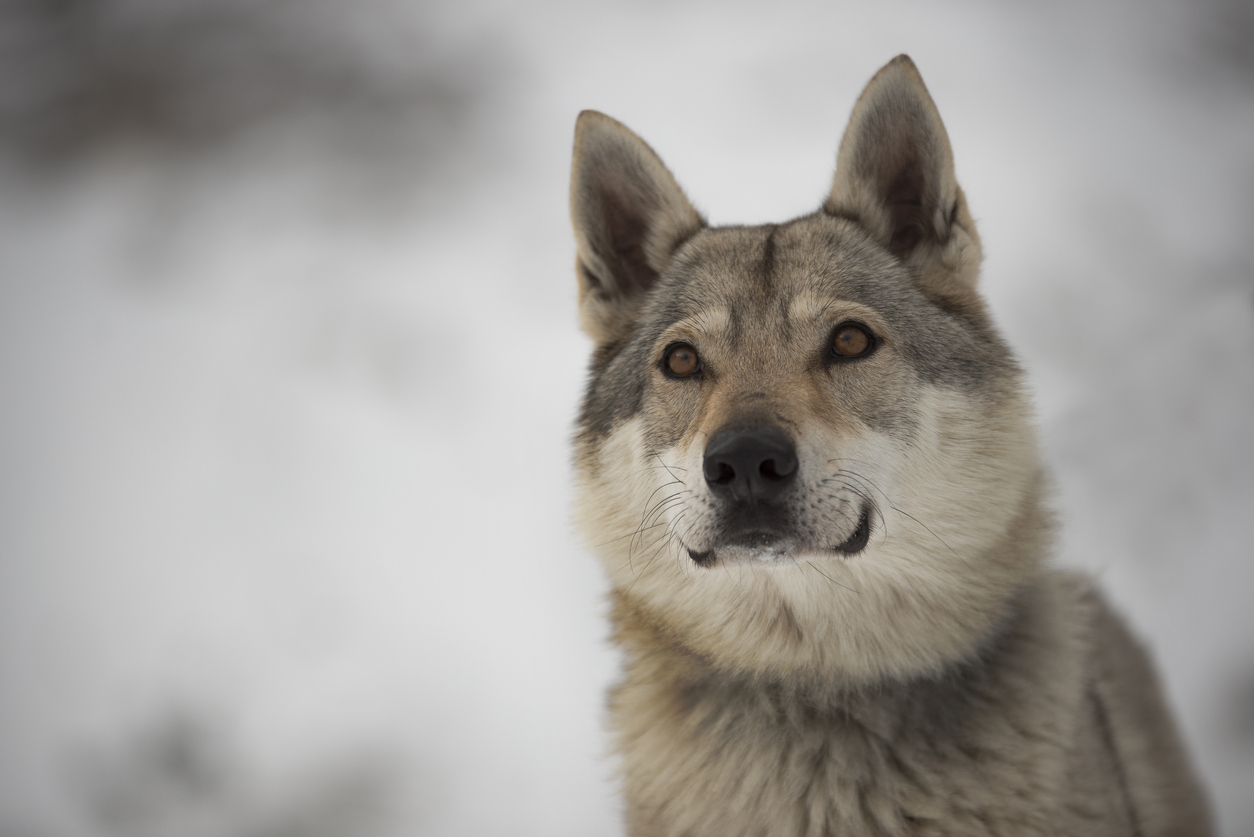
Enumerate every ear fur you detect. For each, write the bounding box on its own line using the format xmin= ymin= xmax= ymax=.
xmin=570 ymin=111 xmax=705 ymax=345
xmin=826 ymin=55 xmax=982 ymax=300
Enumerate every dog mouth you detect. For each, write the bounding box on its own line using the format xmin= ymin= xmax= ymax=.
xmin=687 ymin=504 xmax=873 ymax=567
xmin=833 ymin=505 xmax=873 ymax=554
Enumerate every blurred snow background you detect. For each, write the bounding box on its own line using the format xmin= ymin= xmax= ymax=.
xmin=0 ymin=0 xmax=1251 ymax=834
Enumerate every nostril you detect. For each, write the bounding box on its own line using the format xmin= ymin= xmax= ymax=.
xmin=759 ymin=454 xmax=797 ymax=481
xmin=714 ymin=462 xmax=736 ymax=484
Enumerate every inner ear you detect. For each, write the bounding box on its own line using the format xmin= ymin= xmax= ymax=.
xmin=885 ymin=160 xmax=926 ymax=256
xmin=596 ymin=184 xmax=658 ymax=298
xmin=826 ymin=55 xmax=958 ymax=262
xmin=570 ymin=111 xmax=704 ymax=344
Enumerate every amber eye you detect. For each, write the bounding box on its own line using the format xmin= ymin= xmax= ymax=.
xmin=830 ymin=323 xmax=874 ymax=358
xmin=664 ymin=343 xmax=701 ymax=377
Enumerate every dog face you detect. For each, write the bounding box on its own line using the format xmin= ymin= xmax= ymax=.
xmin=571 ymin=57 xmax=1050 ymax=686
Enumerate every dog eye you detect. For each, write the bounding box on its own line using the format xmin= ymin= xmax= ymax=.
xmin=830 ymin=323 xmax=875 ymax=359
xmin=664 ymin=343 xmax=701 ymax=377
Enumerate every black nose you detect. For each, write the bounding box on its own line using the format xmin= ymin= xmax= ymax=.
xmin=703 ymin=427 xmax=798 ymax=504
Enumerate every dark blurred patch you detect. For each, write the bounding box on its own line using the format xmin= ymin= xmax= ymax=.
xmin=67 ymin=709 xmax=419 ymax=837
xmin=70 ymin=712 xmax=231 ymax=832
xmin=0 ymin=0 xmax=508 ymax=171
xmin=1190 ymin=0 xmax=1254 ymax=87
xmin=1229 ymin=666 xmax=1254 ymax=748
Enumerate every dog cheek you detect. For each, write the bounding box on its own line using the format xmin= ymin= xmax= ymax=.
xmin=574 ymin=418 xmax=667 ymax=570
xmin=642 ymin=385 xmax=702 ymax=451
xmin=822 ymin=363 xmax=922 ymax=442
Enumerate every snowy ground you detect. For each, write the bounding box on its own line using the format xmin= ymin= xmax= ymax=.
xmin=1 ymin=1 xmax=1252 ymax=835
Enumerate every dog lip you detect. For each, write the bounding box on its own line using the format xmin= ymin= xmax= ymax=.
xmin=685 ymin=506 xmax=872 ymax=567
xmin=687 ymin=548 xmax=716 ymax=567
xmin=727 ymin=529 xmax=786 ymax=549
xmin=832 ymin=505 xmax=873 ymax=554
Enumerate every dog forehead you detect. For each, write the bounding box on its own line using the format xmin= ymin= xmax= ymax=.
xmin=651 ymin=214 xmax=901 ymax=336
xmin=644 ymin=214 xmax=1018 ymax=396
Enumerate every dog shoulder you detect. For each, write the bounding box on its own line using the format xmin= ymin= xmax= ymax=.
xmin=1075 ymin=578 xmax=1214 ymax=835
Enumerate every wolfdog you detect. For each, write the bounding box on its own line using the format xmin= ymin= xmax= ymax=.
xmin=568 ymin=55 xmax=1211 ymax=836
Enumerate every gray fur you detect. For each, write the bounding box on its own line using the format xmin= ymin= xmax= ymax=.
xmin=570 ymin=55 xmax=1211 ymax=836
xmin=610 ymin=572 xmax=1209 ymax=836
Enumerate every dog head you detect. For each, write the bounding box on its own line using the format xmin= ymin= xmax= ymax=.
xmin=571 ymin=56 xmax=1050 ymax=686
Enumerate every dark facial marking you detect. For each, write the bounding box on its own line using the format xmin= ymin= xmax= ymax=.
xmin=760 ymin=225 xmax=778 ymax=290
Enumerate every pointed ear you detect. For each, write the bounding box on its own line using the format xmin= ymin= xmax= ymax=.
xmin=826 ymin=55 xmax=982 ymax=298
xmin=570 ymin=111 xmax=705 ymax=344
